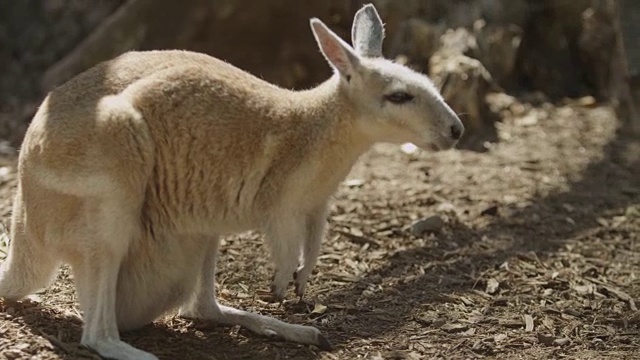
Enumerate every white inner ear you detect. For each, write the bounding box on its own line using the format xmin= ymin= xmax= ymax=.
xmin=311 ymin=19 xmax=360 ymax=78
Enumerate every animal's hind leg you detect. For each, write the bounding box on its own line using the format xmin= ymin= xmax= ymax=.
xmin=0 ymin=191 xmax=59 ymax=300
xmin=178 ymin=234 xmax=331 ymax=350
xmin=71 ymin=198 xmax=157 ymax=360
xmin=178 ymin=236 xmax=221 ymax=319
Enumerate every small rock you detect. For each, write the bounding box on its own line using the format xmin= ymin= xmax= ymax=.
xmin=486 ymin=92 xmax=518 ymax=113
xmin=400 ymin=143 xmax=418 ymax=154
xmin=481 ymin=205 xmax=499 ymax=216
xmin=537 ymin=333 xmax=556 ymax=346
xmin=410 ymin=215 xmax=445 ymax=236
xmin=494 ymin=333 xmax=508 ymax=342
xmin=554 ymin=337 xmax=571 ymax=346
xmin=577 ymin=96 xmax=597 ymax=107
xmin=440 ymin=323 xmax=469 ymax=333
xmin=462 ymin=327 xmax=476 ymax=336
xmin=344 ymin=179 xmax=364 ymax=188
xmin=436 ymin=202 xmax=456 ymax=213
xmin=515 ymin=113 xmax=539 ymax=127
xmin=486 ymin=278 xmax=500 ymax=294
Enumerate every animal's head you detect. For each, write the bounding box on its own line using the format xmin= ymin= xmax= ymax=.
xmin=310 ymin=4 xmax=464 ymax=151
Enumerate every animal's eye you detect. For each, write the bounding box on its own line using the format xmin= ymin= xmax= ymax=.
xmin=384 ymin=92 xmax=414 ymax=104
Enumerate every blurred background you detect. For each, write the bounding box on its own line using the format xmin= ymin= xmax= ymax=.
xmin=0 ymin=0 xmax=638 ymax=150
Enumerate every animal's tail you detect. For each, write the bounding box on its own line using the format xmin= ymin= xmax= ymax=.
xmin=0 ymin=193 xmax=59 ymax=300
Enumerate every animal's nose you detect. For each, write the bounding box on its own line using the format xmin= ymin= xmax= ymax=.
xmin=450 ymin=124 xmax=463 ymax=140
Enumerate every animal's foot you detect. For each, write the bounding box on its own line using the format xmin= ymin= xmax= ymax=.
xmin=178 ymin=298 xmax=220 ymax=320
xmin=294 ymin=281 xmax=306 ymax=299
xmin=270 ymin=268 xmax=295 ymax=301
xmin=83 ymin=338 xmax=158 ymax=360
xmin=257 ymin=322 xmax=332 ymax=351
xmin=269 ymin=281 xmax=287 ymax=302
xmin=217 ymin=303 xmax=333 ymax=350
xmin=293 ymin=266 xmax=311 ymax=299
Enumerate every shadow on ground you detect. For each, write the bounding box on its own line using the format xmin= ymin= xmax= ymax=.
xmin=315 ymin=110 xmax=640 ymax=350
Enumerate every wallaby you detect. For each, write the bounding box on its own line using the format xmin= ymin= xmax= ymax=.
xmin=0 ymin=4 xmax=463 ymax=360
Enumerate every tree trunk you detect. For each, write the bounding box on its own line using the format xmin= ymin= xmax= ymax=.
xmin=611 ymin=0 xmax=640 ymax=134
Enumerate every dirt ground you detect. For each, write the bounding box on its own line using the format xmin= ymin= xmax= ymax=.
xmin=0 ymin=95 xmax=639 ymax=359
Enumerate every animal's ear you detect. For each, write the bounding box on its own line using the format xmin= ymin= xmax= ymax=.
xmin=310 ymin=18 xmax=361 ymax=81
xmin=351 ymin=4 xmax=384 ymax=58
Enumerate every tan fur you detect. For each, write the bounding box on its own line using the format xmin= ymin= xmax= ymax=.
xmin=0 ymin=5 xmax=463 ymax=360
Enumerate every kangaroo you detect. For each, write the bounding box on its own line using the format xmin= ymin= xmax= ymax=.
xmin=0 ymin=4 xmax=463 ymax=360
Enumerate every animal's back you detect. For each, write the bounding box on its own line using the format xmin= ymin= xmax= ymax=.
xmin=20 ymin=50 xmax=316 ymax=233
xmin=48 ymin=50 xmax=277 ymax=102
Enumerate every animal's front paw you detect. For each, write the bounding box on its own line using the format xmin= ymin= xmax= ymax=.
xmin=270 ymin=262 xmax=302 ymax=301
xmin=269 ymin=281 xmax=287 ymax=302
xmin=293 ymin=276 xmax=306 ymax=299
xmin=293 ymin=266 xmax=311 ymax=299
xmin=294 ymin=282 xmax=306 ymax=299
